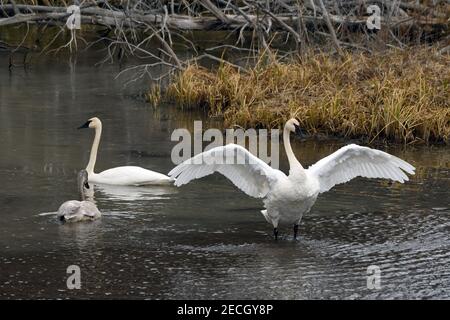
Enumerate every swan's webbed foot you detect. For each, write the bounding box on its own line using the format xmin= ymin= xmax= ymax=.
xmin=293 ymin=224 xmax=299 ymax=240
xmin=273 ymin=228 xmax=279 ymax=241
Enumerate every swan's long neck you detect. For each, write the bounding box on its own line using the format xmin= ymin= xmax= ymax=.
xmin=79 ymin=183 xmax=86 ymax=201
xmin=78 ymin=177 xmax=86 ymax=201
xmin=283 ymin=126 xmax=303 ymax=173
xmin=86 ymin=124 xmax=102 ymax=175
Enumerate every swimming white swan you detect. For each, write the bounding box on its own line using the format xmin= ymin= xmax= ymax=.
xmin=78 ymin=117 xmax=173 ymax=186
xmin=57 ymin=170 xmax=102 ymax=222
xmin=169 ymin=118 xmax=415 ymax=240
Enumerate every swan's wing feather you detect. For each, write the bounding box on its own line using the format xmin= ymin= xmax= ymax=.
xmin=78 ymin=201 xmax=101 ymax=217
xmin=169 ymin=144 xmax=286 ymax=198
xmin=57 ymin=201 xmax=82 ymax=219
xmin=307 ymin=144 xmax=415 ymax=193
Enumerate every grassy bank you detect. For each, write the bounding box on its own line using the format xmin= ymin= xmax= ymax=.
xmin=157 ymin=47 xmax=449 ymax=144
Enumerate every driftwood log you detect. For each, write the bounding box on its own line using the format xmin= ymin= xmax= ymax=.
xmin=0 ymin=2 xmax=447 ymax=29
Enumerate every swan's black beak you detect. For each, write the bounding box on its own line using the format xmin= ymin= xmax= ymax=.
xmin=84 ymin=181 xmax=90 ymax=189
xmin=77 ymin=120 xmax=91 ymax=129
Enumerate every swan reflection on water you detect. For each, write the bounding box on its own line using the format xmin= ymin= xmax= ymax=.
xmin=93 ymin=183 xmax=177 ymax=202
xmin=57 ymin=218 xmax=104 ymax=249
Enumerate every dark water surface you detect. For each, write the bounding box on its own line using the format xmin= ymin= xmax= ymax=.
xmin=0 ymin=53 xmax=449 ymax=299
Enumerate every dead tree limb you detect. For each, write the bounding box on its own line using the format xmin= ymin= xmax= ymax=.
xmin=318 ymin=0 xmax=344 ymax=56
xmin=199 ymin=0 xmax=230 ymax=24
xmin=0 ymin=0 xmax=447 ymax=82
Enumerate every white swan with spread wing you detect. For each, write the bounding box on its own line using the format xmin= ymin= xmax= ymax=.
xmin=169 ymin=118 xmax=415 ymax=240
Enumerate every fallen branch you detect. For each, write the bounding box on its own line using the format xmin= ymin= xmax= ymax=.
xmin=318 ymin=0 xmax=343 ymax=56
xmin=0 ymin=4 xmax=446 ymax=30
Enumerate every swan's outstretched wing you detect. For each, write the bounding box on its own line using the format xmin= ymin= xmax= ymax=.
xmin=169 ymin=144 xmax=286 ymax=198
xmin=307 ymin=144 xmax=415 ymax=193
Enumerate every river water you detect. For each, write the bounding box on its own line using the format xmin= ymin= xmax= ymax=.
xmin=0 ymin=52 xmax=449 ymax=299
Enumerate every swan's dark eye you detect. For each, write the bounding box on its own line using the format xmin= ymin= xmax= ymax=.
xmin=77 ymin=120 xmax=92 ymax=129
xmin=84 ymin=182 xmax=90 ymax=189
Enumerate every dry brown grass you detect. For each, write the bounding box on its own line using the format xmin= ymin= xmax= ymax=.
xmin=161 ymin=47 xmax=449 ymax=144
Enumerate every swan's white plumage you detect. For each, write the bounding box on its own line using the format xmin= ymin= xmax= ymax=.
xmin=307 ymin=144 xmax=415 ymax=193
xmin=90 ymin=166 xmax=173 ymax=186
xmin=80 ymin=117 xmax=173 ymax=186
xmin=169 ymin=144 xmax=286 ymax=198
xmin=169 ymin=119 xmax=415 ymax=234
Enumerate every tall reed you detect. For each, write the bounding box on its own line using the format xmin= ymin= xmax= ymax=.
xmin=162 ymin=47 xmax=449 ymax=144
